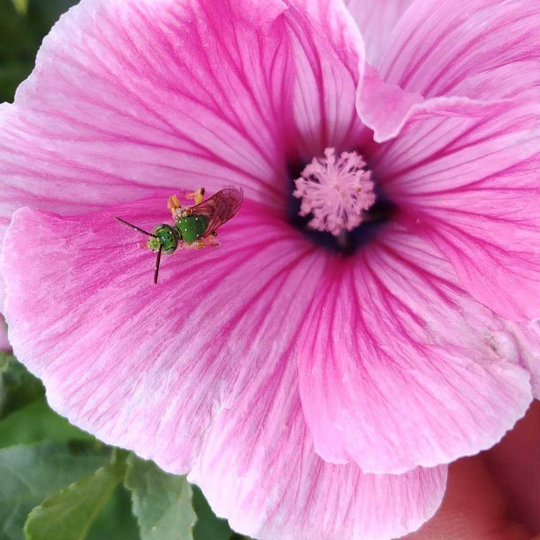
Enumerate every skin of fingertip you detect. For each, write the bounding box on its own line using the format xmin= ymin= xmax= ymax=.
xmin=402 ymin=456 xmax=536 ymax=540
xmin=483 ymin=400 xmax=540 ymax=533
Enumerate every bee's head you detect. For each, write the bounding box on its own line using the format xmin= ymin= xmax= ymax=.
xmin=148 ymin=224 xmax=178 ymax=253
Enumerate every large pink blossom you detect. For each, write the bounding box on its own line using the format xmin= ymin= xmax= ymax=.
xmin=0 ymin=0 xmax=539 ymax=538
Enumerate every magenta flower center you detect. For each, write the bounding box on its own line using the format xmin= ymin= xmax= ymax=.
xmin=293 ymin=148 xmax=376 ymax=236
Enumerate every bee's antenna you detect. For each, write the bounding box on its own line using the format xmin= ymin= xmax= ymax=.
xmin=115 ymin=217 xmax=158 ymax=238
xmin=154 ymin=245 xmax=163 ymax=285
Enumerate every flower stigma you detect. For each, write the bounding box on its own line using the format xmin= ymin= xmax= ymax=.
xmin=293 ymin=148 xmax=376 ymax=237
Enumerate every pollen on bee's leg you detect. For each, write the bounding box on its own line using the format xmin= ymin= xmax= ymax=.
xmin=167 ymin=195 xmax=181 ymax=216
xmin=293 ymin=148 xmax=376 ymax=236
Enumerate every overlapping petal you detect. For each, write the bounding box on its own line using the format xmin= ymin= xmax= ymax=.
xmin=0 ymin=0 xmax=366 ymax=250
xmin=298 ymin=223 xmax=532 ymax=474
xmin=0 ymin=197 xmax=325 ymax=472
xmin=189 ymin=355 xmax=447 ymax=540
xmin=373 ymin=100 xmax=540 ymax=321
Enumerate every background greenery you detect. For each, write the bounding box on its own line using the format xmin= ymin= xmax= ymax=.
xmin=0 ymin=1 xmax=249 ymax=538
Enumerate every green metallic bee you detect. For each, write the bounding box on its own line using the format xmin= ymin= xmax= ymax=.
xmin=116 ymin=186 xmax=243 ymax=284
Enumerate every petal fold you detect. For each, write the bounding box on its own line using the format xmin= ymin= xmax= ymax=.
xmin=505 ymin=321 xmax=540 ymax=400
xmin=356 ymin=65 xmax=423 ymax=143
xmin=356 ymin=66 xmax=509 ymax=143
xmin=298 ymin=224 xmax=532 ymax=474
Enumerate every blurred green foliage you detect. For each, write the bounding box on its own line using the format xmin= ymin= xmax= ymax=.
xmin=0 ymin=2 xmax=251 ymax=537
xmin=0 ymin=0 xmax=84 ymax=102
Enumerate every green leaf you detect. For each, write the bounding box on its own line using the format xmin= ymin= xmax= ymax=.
xmin=192 ymin=487 xmax=233 ymax=540
xmin=125 ymin=455 xmax=197 ymax=540
xmin=0 ymin=440 xmax=110 ymax=540
xmin=0 ymin=399 xmax=92 ymax=449
xmin=24 ymin=452 xmax=127 ymax=540
xmin=0 ymin=62 xmax=33 ymax=103
xmin=87 ymin=485 xmax=140 ymax=540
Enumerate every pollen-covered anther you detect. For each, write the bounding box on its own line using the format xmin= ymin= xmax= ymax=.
xmin=293 ymin=148 xmax=376 ymax=236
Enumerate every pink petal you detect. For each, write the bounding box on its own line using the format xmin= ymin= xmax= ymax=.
xmin=344 ymin=0 xmax=414 ymax=64
xmin=1 ymin=198 xmax=325 ymax=472
xmin=504 ymin=321 xmax=540 ymax=400
xmin=376 ymin=0 xmax=540 ymax=101
xmin=298 ymin=223 xmax=532 ymax=474
xmin=375 ymin=100 xmax=540 ymax=321
xmin=189 ymin=357 xmax=447 ymax=540
xmin=0 ymin=315 xmax=9 ymax=351
xmin=1 ymin=200 xmax=448 ymax=538
xmin=0 ymin=0 xmax=366 ymax=246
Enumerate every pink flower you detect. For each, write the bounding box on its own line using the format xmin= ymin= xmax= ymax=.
xmin=0 ymin=0 xmax=539 ymax=538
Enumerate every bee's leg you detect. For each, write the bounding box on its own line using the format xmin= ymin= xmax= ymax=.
xmin=185 ymin=188 xmax=206 ymax=205
xmin=167 ymin=195 xmax=181 ymax=218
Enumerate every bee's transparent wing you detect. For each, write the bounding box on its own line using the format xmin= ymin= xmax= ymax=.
xmin=189 ymin=186 xmax=244 ymax=237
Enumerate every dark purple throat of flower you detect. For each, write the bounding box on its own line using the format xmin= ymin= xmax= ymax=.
xmin=289 ymin=148 xmax=396 ymax=255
